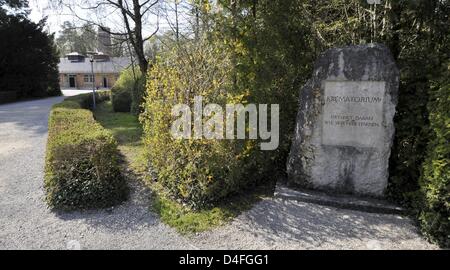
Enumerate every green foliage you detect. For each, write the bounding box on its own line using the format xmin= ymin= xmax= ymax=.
xmin=152 ymin=189 xmax=235 ymax=234
xmin=0 ymin=91 xmax=17 ymax=104
xmin=142 ymin=0 xmax=450 ymax=241
xmin=55 ymin=21 xmax=124 ymax=57
xmin=94 ymin=101 xmax=144 ymax=171
xmin=95 ymin=101 xmax=142 ymax=146
xmin=224 ymin=0 xmax=317 ymax=162
xmin=141 ymin=38 xmax=278 ymax=208
xmin=388 ymin=80 xmax=430 ymax=205
xmin=0 ymin=0 xmax=27 ymax=9
xmin=92 ymin=97 xmax=271 ymax=233
xmin=247 ymin=0 xmax=448 ymax=246
xmin=45 ymin=93 xmax=128 ymax=211
xmin=56 ymin=22 xmax=97 ymax=57
xmin=111 ymin=67 xmax=145 ymax=114
xmin=111 ymin=86 xmax=132 ymax=113
xmin=130 ymin=75 xmax=146 ymax=115
xmin=0 ymin=0 xmax=27 ymax=17
xmin=418 ymin=81 xmax=450 ymax=248
xmin=0 ymin=14 xmax=61 ymax=101
xmin=387 ymin=0 xmax=450 ymax=208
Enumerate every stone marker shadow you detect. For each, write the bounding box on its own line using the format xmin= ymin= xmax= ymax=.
xmin=53 ymin=176 xmax=160 ymax=232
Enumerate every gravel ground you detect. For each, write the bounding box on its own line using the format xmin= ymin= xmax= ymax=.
xmin=0 ymin=96 xmax=438 ymax=250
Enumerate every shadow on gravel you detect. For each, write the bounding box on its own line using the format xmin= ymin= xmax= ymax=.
xmin=53 ymin=176 xmax=160 ymax=232
xmin=239 ymin=198 xmax=420 ymax=247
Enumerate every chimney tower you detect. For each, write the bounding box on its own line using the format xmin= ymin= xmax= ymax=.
xmin=98 ymin=27 xmax=112 ymax=55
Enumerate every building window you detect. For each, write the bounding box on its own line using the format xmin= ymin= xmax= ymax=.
xmin=84 ymin=75 xmax=94 ymax=83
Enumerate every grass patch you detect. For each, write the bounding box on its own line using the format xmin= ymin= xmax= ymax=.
xmin=94 ymin=101 xmax=146 ymax=172
xmin=94 ymin=101 xmax=274 ymax=234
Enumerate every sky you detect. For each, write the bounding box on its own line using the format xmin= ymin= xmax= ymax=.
xmin=28 ymin=0 xmax=188 ymax=37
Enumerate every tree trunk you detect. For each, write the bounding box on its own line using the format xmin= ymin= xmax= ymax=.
xmin=132 ymin=0 xmax=149 ymax=75
xmin=175 ymin=0 xmax=180 ymax=42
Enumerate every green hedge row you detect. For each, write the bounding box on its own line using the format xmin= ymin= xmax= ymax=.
xmin=45 ymin=92 xmax=128 ymax=211
xmin=0 ymin=91 xmax=17 ymax=104
xmin=141 ymin=39 xmax=288 ymax=209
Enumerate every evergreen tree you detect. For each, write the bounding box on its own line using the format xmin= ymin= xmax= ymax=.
xmin=0 ymin=1 xmax=61 ymax=101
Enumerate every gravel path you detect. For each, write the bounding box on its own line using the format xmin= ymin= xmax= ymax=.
xmin=0 ymin=96 xmax=438 ymax=250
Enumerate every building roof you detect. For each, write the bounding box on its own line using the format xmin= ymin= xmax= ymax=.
xmin=66 ymin=52 xmax=84 ymax=56
xmin=58 ymin=57 xmax=131 ymax=74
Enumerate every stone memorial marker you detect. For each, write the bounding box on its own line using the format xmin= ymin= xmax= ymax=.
xmin=287 ymin=44 xmax=399 ymax=197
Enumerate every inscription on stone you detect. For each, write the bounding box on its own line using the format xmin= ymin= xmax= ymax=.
xmin=322 ymin=81 xmax=386 ymax=149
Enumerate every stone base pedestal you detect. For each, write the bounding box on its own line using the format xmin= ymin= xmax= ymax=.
xmin=287 ymin=44 xmax=399 ymax=197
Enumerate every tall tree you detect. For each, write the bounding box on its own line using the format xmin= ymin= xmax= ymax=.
xmin=0 ymin=7 xmax=61 ymax=100
xmin=0 ymin=0 xmax=28 ymax=10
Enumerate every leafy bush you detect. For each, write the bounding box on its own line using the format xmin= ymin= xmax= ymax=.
xmin=388 ymin=80 xmax=430 ymax=205
xmin=111 ymin=86 xmax=132 ymax=113
xmin=141 ymin=39 xmax=286 ymax=208
xmin=418 ymin=81 xmax=450 ymax=248
xmin=130 ymin=75 xmax=146 ymax=115
xmin=45 ymin=93 xmax=128 ymax=211
xmin=0 ymin=91 xmax=17 ymax=104
xmin=111 ymin=67 xmax=145 ymax=114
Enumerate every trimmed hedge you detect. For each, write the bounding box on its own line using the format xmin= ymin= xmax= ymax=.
xmin=111 ymin=86 xmax=132 ymax=113
xmin=45 ymin=92 xmax=128 ymax=211
xmin=0 ymin=14 xmax=61 ymax=101
xmin=111 ymin=67 xmax=144 ymax=114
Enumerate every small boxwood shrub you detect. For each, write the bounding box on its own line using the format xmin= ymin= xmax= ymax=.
xmin=130 ymin=75 xmax=146 ymax=115
xmin=111 ymin=86 xmax=132 ymax=113
xmin=45 ymin=93 xmax=128 ymax=211
xmin=111 ymin=67 xmax=144 ymax=114
xmin=418 ymin=81 xmax=450 ymax=248
xmin=0 ymin=91 xmax=17 ymax=104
